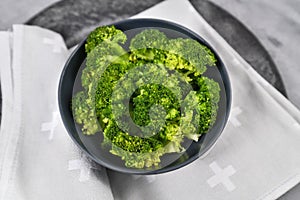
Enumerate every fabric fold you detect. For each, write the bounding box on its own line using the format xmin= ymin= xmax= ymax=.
xmin=0 ymin=25 xmax=114 ymax=200
xmin=0 ymin=0 xmax=300 ymax=199
xmin=107 ymin=1 xmax=300 ymax=200
xmin=0 ymin=31 xmax=14 ymax=200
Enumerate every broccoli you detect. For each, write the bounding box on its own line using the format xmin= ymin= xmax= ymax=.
xmin=165 ymin=38 xmax=217 ymax=75
xmin=129 ymin=29 xmax=217 ymax=80
xmin=72 ymin=26 xmax=220 ymax=169
xmin=82 ymin=41 xmax=128 ymax=89
xmin=130 ymin=29 xmax=168 ymax=51
xmin=72 ymin=91 xmax=100 ymax=135
xmin=85 ymin=25 xmax=127 ymax=53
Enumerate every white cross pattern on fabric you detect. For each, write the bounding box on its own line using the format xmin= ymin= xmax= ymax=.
xmin=207 ymin=161 xmax=236 ymax=192
xmin=41 ymin=111 xmax=59 ymax=140
xmin=43 ymin=37 xmax=64 ymax=53
xmin=68 ymin=157 xmax=102 ymax=182
xmin=229 ymin=107 xmax=243 ymax=127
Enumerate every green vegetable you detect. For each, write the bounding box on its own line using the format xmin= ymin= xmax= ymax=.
xmin=72 ymin=26 xmax=220 ymax=169
xmin=85 ymin=26 xmax=127 ymax=53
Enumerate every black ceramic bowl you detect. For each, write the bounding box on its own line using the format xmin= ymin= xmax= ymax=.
xmin=58 ymin=18 xmax=231 ymax=174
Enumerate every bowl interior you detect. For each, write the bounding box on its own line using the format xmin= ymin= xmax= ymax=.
xmin=58 ymin=18 xmax=231 ymax=174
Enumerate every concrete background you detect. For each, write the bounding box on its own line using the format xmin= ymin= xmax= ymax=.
xmin=0 ymin=0 xmax=299 ymax=199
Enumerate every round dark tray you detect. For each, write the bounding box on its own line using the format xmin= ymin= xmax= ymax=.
xmin=26 ymin=0 xmax=287 ymax=96
xmin=0 ymin=0 xmax=287 ymax=132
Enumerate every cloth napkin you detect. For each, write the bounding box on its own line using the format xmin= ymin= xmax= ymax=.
xmin=0 ymin=0 xmax=300 ymax=200
xmin=107 ymin=0 xmax=300 ymax=200
xmin=0 ymin=27 xmax=114 ymax=199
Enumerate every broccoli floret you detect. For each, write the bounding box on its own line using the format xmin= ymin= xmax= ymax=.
xmin=72 ymin=91 xmax=100 ymax=135
xmin=82 ymin=41 xmax=127 ymax=89
xmin=129 ymin=29 xmax=168 ymax=62
xmin=165 ymin=38 xmax=217 ymax=75
xmin=129 ymin=29 xmax=217 ymax=80
xmin=98 ymin=64 xmax=187 ymax=155
xmin=110 ymin=143 xmax=165 ymax=168
xmin=129 ymin=29 xmax=168 ymax=51
xmin=72 ymin=26 xmax=221 ymax=169
xmin=196 ymin=77 xmax=220 ymax=134
xmin=76 ymin=39 xmax=129 ymax=135
xmin=85 ymin=25 xmax=127 ymax=53
xmin=132 ymin=84 xmax=180 ymax=126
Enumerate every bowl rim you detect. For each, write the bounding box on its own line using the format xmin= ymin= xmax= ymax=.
xmin=58 ymin=18 xmax=232 ymax=175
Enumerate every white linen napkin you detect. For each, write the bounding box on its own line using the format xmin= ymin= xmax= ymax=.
xmin=107 ymin=0 xmax=300 ymax=200
xmin=0 ymin=26 xmax=114 ymax=200
xmin=0 ymin=0 xmax=300 ymax=199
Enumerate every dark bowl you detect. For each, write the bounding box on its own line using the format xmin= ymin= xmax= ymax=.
xmin=58 ymin=18 xmax=232 ymax=174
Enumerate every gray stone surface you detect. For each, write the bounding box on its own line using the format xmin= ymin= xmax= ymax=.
xmin=0 ymin=0 xmax=300 ymax=199
xmin=24 ymin=0 xmax=287 ymax=97
xmin=207 ymin=3 xmax=300 ymax=198
xmin=0 ymin=0 xmax=60 ymax=30
xmin=26 ymin=0 xmax=163 ymax=47
xmin=210 ymin=0 xmax=300 ymax=110
xmin=190 ymin=0 xmax=287 ymax=96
